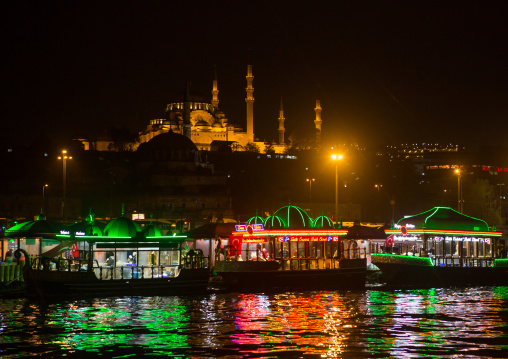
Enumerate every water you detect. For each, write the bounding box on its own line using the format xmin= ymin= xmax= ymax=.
xmin=1 ymin=287 xmax=508 ymax=358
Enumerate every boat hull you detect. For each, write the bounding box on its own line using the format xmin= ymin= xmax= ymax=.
xmin=372 ymin=255 xmax=508 ymax=287
xmin=214 ymin=258 xmax=367 ymax=292
xmin=23 ymin=267 xmax=210 ymax=297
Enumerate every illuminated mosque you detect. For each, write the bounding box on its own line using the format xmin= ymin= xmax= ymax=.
xmin=83 ymin=63 xmax=323 ymax=153
xmin=138 ymin=63 xmax=323 ymax=153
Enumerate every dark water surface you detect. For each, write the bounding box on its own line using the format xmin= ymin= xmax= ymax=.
xmin=1 ymin=286 xmax=508 ymax=358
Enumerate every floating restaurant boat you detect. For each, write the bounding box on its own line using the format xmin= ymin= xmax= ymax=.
xmin=20 ymin=212 xmax=210 ymax=297
xmin=370 ymin=207 xmax=508 ymax=287
xmin=1 ymin=211 xmax=66 ymax=297
xmin=213 ymin=205 xmax=367 ymax=292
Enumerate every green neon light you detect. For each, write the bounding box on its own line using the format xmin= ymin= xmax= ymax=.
xmin=424 ymin=207 xmax=440 ymax=225
xmin=493 ymin=259 xmax=508 ymax=267
xmin=264 ymin=215 xmax=286 ymax=228
xmin=385 ymin=229 xmax=500 ymax=237
xmin=371 ymin=253 xmax=434 ymax=266
xmin=399 ymin=206 xmax=492 ymax=231
xmin=247 ymin=216 xmax=265 ymax=225
xmin=241 ymin=229 xmax=348 ymax=236
xmin=313 ymin=215 xmax=333 ymax=228
xmin=146 ymin=236 xmax=186 ymax=239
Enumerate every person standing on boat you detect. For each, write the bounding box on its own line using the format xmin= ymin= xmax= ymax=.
xmin=105 ymin=255 xmax=114 ymax=279
xmin=5 ymin=250 xmax=13 ymax=264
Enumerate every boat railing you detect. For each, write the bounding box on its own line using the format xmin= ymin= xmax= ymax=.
xmin=217 ymin=247 xmax=366 ymax=270
xmin=370 ymin=246 xmax=496 ymax=267
xmin=31 ymin=257 xmax=93 ymax=271
xmin=432 ymin=256 xmax=494 ymax=268
xmin=30 ymin=254 xmax=209 ymax=280
xmin=94 ymin=264 xmax=181 ymax=280
xmin=372 ymin=243 xmax=424 ymax=256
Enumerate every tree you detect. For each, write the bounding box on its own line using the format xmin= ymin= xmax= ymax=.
xmin=107 ymin=127 xmax=139 ymax=151
xmin=464 ymin=179 xmax=503 ymax=226
xmin=243 ymin=142 xmax=260 ymax=153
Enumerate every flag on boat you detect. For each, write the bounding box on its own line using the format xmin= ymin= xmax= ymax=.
xmin=385 ymin=234 xmax=394 ymax=247
xmin=71 ymin=243 xmax=80 ymax=258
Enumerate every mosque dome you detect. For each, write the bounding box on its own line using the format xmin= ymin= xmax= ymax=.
xmin=142 ymin=224 xmax=163 ymax=237
xmin=104 ymin=216 xmax=141 ymax=237
xmin=211 ymin=121 xmax=222 ymax=128
xmin=246 ymin=216 xmax=265 ymax=225
xmin=67 ymin=212 xmax=105 ymax=236
xmin=195 ymin=120 xmax=211 ymax=130
xmin=273 ymin=205 xmax=312 ymax=229
xmin=313 ymin=215 xmax=334 ymax=229
xmin=264 ymin=215 xmax=285 ymax=229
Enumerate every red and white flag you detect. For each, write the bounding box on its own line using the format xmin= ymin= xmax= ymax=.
xmin=385 ymin=234 xmax=395 ymax=247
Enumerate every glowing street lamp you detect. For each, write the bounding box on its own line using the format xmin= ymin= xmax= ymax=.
xmin=306 ymin=178 xmax=315 ymax=202
xmin=58 ymin=150 xmax=72 ymax=218
xmin=455 ymin=168 xmax=463 ymax=213
xmin=331 ymin=154 xmax=343 ymax=225
xmin=42 ymin=184 xmax=48 ymax=212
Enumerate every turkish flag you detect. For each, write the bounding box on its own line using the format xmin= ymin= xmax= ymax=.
xmin=385 ymin=234 xmax=394 ymax=247
xmin=71 ymin=243 xmax=80 ymax=258
xmin=229 ymin=235 xmax=242 ymax=257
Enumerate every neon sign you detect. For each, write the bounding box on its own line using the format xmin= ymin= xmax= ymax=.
xmin=277 ymin=235 xmax=339 ymax=242
xmin=394 ymin=235 xmax=420 ymax=241
xmin=251 ymin=224 xmax=264 ymax=231
xmin=235 ymin=225 xmax=248 ymax=232
xmin=242 ymin=237 xmax=267 ymax=243
xmin=394 ymin=224 xmax=415 ymax=229
xmin=483 ymin=166 xmax=508 ymax=173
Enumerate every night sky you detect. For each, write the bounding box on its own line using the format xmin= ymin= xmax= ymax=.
xmin=3 ymin=1 xmax=507 ymax=149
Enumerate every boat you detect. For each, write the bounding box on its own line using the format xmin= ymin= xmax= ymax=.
xmin=370 ymin=207 xmax=508 ymax=287
xmin=213 ymin=205 xmax=367 ymax=292
xmin=20 ymin=212 xmax=210 ymax=297
xmin=1 ymin=210 xmax=64 ymax=298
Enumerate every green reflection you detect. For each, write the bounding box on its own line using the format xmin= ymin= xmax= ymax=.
xmin=45 ymin=298 xmax=189 ymax=352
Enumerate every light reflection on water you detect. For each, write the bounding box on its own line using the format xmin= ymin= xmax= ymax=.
xmin=0 ymin=287 xmax=507 ymax=358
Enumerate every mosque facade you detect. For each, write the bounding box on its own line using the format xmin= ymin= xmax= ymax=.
xmin=83 ymin=63 xmax=323 ymax=154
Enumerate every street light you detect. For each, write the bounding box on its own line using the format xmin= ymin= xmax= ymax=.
xmin=42 ymin=184 xmax=48 ymax=212
xmin=374 ymin=184 xmax=383 ymax=221
xmin=306 ymin=178 xmax=315 ymax=202
xmin=455 ymin=168 xmax=463 ymax=212
xmin=331 ymin=154 xmax=343 ymax=226
xmin=58 ymin=150 xmax=72 ymax=218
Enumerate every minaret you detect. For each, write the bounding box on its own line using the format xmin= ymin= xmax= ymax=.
xmin=245 ymin=62 xmax=254 ymax=142
xmin=314 ymin=100 xmax=322 ymax=142
xmin=183 ymin=80 xmax=192 ymax=139
xmin=278 ymin=98 xmax=285 ymax=144
xmin=211 ymin=65 xmax=219 ymax=111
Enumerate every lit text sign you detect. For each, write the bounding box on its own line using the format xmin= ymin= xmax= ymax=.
xmin=394 ymin=235 xmax=420 ymax=241
xmin=236 ymin=224 xmax=265 ymax=232
xmin=394 ymin=224 xmax=415 ymax=229
xmin=60 ymin=230 xmax=70 ymax=235
xmin=277 ymin=236 xmax=339 ymax=242
xmin=433 ymin=236 xmax=490 ymax=243
xmin=242 ymin=237 xmax=267 ymax=243
xmin=483 ymin=166 xmax=508 ymax=173
xmin=251 ymin=224 xmax=264 ymax=231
